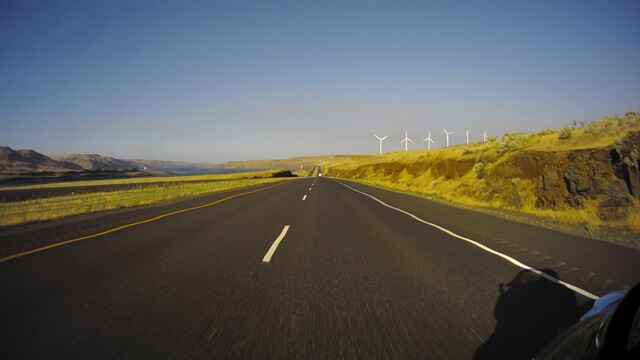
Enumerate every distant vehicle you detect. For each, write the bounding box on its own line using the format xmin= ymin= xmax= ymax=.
xmin=535 ymin=282 xmax=640 ymax=359
xmin=318 ymin=173 xmax=322 ymax=177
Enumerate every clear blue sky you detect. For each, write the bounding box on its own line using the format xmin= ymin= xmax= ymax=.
xmin=1 ymin=1 xmax=639 ymax=163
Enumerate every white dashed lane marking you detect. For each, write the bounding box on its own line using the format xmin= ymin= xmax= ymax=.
xmin=262 ymin=226 xmax=290 ymax=263
xmin=563 ymin=266 xmax=580 ymax=274
xmin=581 ymin=271 xmax=597 ymax=282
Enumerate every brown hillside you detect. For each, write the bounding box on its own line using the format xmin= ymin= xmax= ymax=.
xmin=0 ymin=147 xmax=82 ymax=172
xmin=51 ymin=154 xmax=140 ymax=171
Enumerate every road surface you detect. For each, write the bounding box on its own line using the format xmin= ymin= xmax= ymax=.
xmin=1 ymin=177 xmax=639 ymax=359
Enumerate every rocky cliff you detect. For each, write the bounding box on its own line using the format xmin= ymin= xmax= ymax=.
xmin=489 ymin=132 xmax=639 ymax=222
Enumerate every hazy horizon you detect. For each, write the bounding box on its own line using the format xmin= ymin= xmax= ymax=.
xmin=2 ymin=1 xmax=639 ymax=163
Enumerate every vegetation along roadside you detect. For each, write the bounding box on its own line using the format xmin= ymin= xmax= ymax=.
xmin=0 ymin=171 xmax=297 ymax=228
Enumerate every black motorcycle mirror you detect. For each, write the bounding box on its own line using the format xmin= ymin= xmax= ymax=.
xmin=536 ymin=282 xmax=640 ymax=359
xmin=600 ymin=281 xmax=640 ymax=358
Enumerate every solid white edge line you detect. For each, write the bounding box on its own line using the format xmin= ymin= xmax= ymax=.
xmin=262 ymin=225 xmax=290 ymax=263
xmin=332 ymin=179 xmax=600 ymax=300
xmin=302 ymin=195 xmax=307 ymax=200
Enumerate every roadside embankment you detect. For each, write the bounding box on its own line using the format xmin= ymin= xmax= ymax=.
xmin=323 ymin=115 xmax=640 ymax=246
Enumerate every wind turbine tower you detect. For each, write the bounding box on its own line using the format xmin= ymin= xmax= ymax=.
xmin=443 ymin=129 xmax=454 ymax=147
xmin=481 ymin=130 xmax=488 ymax=142
xmin=401 ymin=131 xmax=413 ymax=151
xmin=423 ymin=131 xmax=435 ymax=150
xmin=374 ymin=135 xmax=389 ymax=154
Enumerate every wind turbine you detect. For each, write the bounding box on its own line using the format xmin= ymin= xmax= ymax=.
xmin=374 ymin=135 xmax=388 ymax=154
xmin=443 ymin=129 xmax=454 ymax=147
xmin=481 ymin=130 xmax=488 ymax=142
xmin=401 ymin=131 xmax=413 ymax=151
xmin=466 ymin=130 xmax=469 ymax=144
xmin=422 ymin=131 xmax=435 ymax=150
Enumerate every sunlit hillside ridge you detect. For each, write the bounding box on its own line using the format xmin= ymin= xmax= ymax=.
xmin=322 ymin=112 xmax=640 ymax=241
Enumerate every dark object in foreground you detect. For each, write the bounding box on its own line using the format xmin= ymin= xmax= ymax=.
xmin=271 ymin=170 xmax=297 ymax=178
xmin=474 ymin=269 xmax=584 ymax=360
xmin=536 ymin=281 xmax=640 ymax=360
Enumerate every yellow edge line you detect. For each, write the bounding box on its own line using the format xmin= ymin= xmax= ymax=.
xmin=0 ymin=181 xmax=290 ymax=264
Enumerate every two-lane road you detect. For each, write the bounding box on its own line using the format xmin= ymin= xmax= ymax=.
xmin=1 ymin=177 xmax=639 ymax=359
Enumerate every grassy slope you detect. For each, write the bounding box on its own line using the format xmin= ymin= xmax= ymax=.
xmin=321 ymin=114 xmax=640 ymax=237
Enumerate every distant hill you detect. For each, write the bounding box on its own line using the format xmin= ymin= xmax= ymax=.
xmin=1 ymin=148 xmax=213 ymax=173
xmin=0 ymin=147 xmax=83 ymax=173
xmin=212 ymin=155 xmax=353 ymax=170
xmin=51 ymin=155 xmax=214 ymax=171
xmin=52 ymin=154 xmax=141 ymax=171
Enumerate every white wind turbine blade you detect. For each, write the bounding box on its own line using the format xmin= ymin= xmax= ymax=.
xmin=375 ymin=135 xmax=388 ymax=154
xmin=443 ymin=129 xmax=453 ymax=147
xmin=402 ymin=131 xmax=412 ymax=150
xmin=423 ymin=131 xmax=435 ymax=149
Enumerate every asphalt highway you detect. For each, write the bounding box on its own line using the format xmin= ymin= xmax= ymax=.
xmin=1 ymin=177 xmax=639 ymax=359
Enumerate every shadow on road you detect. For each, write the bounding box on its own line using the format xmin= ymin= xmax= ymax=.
xmin=474 ymin=269 xmax=593 ymax=360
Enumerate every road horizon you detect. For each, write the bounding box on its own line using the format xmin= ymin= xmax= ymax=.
xmin=1 ymin=176 xmax=638 ymax=359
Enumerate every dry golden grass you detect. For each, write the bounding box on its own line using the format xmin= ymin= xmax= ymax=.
xmin=627 ymin=201 xmax=640 ymax=232
xmin=526 ymin=115 xmax=640 ymax=151
xmin=3 ymin=170 xmax=283 ymax=191
xmin=293 ymin=169 xmax=310 ymax=177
